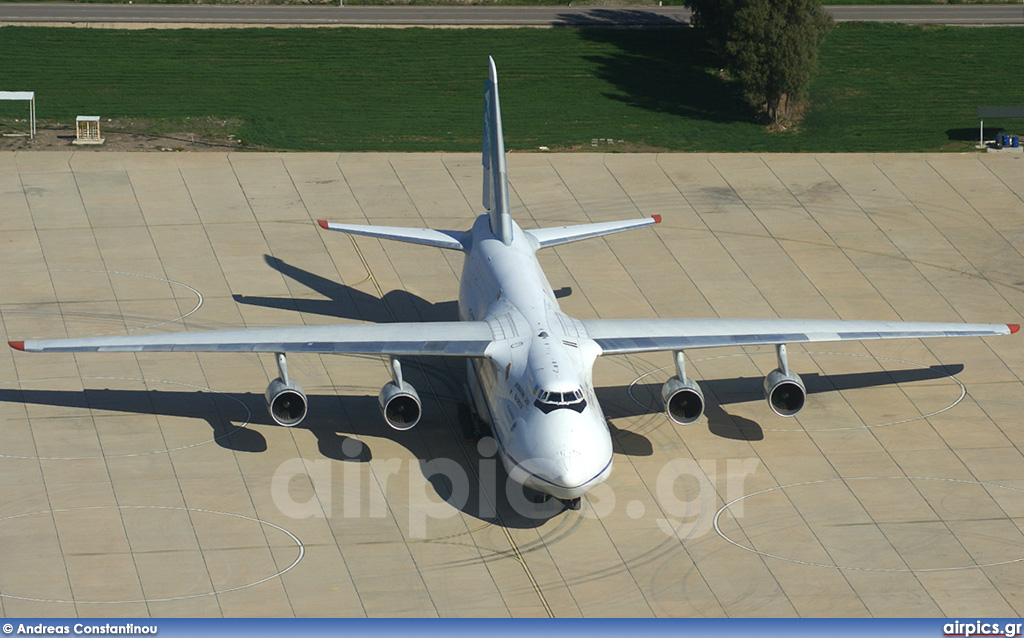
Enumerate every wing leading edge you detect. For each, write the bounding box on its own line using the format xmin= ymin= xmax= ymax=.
xmin=9 ymin=321 xmax=494 ymax=357
xmin=582 ymin=318 xmax=1017 ymax=355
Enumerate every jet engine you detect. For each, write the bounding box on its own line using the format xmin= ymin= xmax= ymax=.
xmin=763 ymin=368 xmax=806 ymax=417
xmin=379 ymin=380 xmax=422 ymax=431
xmin=266 ymin=377 xmax=308 ymax=427
xmin=661 ymin=375 xmax=705 ymax=425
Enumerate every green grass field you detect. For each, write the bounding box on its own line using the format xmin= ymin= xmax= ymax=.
xmin=0 ymin=24 xmax=1022 ymax=152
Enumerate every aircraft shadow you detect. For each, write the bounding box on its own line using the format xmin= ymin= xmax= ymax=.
xmin=0 ymin=361 xmax=962 ymax=525
xmin=16 ymin=252 xmax=962 ymax=525
xmin=232 ymin=255 xmax=458 ymax=323
xmin=0 ymin=387 xmax=269 ymax=453
xmin=230 ymin=255 xmax=591 ymax=525
xmin=233 ymin=255 xmax=572 ymax=323
xmin=0 ymin=360 xmax=607 ymax=528
xmin=597 ymin=364 xmax=964 ymax=443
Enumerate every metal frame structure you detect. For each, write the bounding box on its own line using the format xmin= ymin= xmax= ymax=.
xmin=0 ymin=91 xmax=35 ymax=139
xmin=74 ymin=115 xmax=104 ymax=145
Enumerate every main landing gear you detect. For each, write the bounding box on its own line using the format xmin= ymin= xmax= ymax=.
xmin=458 ymin=402 xmax=489 ymax=444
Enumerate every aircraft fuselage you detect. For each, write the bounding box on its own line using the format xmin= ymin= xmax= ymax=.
xmin=458 ymin=215 xmax=613 ymax=500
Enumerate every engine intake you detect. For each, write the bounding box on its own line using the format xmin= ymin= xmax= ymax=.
xmin=379 ymin=380 xmax=422 ymax=431
xmin=266 ymin=377 xmax=308 ymax=427
xmin=764 ymin=368 xmax=806 ymax=417
xmin=661 ymin=375 xmax=705 ymax=425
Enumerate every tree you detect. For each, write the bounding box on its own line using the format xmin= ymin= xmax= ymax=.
xmin=682 ymin=0 xmax=740 ymax=56
xmin=724 ymin=0 xmax=833 ymax=124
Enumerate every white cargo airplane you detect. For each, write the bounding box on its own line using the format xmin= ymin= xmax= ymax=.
xmin=8 ymin=59 xmax=1018 ymax=510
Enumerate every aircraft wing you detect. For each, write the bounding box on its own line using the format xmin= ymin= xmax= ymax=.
xmin=9 ymin=321 xmax=494 ymax=357
xmin=581 ymin=318 xmax=1017 ymax=355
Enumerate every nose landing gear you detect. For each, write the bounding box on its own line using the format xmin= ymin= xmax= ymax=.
xmin=524 ymin=489 xmax=581 ymax=512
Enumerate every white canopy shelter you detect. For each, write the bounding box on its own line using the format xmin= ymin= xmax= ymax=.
xmin=0 ymin=91 xmax=36 ymax=139
xmin=978 ymin=106 xmax=1024 ymax=146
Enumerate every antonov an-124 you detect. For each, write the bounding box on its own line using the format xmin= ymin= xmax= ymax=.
xmin=9 ymin=59 xmax=1018 ymax=511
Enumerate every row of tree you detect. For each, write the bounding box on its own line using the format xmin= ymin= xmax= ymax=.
xmin=685 ymin=0 xmax=833 ymax=125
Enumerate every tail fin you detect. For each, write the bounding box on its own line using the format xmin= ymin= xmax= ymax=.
xmin=482 ymin=57 xmax=513 ymax=246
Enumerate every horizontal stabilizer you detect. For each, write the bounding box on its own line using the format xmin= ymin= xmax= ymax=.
xmin=583 ymin=317 xmax=1015 ymax=355
xmin=528 ymin=216 xmax=661 ymax=249
xmin=318 ymin=220 xmax=465 ymax=251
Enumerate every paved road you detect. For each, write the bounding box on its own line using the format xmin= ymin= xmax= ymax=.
xmin=830 ymin=4 xmax=1024 ymax=24
xmin=0 ymin=3 xmax=1021 ymax=27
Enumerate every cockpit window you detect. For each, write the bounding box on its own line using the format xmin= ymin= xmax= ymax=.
xmin=534 ymin=386 xmax=587 ymax=414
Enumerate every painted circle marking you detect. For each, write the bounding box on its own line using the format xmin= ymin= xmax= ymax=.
xmin=5 ymin=269 xmax=203 ymax=336
xmin=713 ymin=476 xmax=1024 ymax=572
xmin=0 ymin=505 xmax=303 ymax=604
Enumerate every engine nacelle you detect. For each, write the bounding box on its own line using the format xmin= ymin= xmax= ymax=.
xmin=266 ymin=377 xmax=308 ymax=427
xmin=379 ymin=380 xmax=422 ymax=431
xmin=661 ymin=375 xmax=705 ymax=425
xmin=764 ymin=368 xmax=806 ymax=417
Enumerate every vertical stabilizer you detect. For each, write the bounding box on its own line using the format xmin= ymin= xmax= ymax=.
xmin=482 ymin=57 xmax=513 ymax=246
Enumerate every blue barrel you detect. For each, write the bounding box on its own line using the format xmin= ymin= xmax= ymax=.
xmin=1013 ymin=136 xmax=1020 ymax=148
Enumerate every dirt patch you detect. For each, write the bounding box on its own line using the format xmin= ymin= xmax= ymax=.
xmin=542 ymin=139 xmax=674 ymax=153
xmin=0 ymin=117 xmax=257 ymax=152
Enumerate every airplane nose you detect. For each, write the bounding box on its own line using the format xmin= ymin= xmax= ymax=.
xmin=510 ymin=411 xmax=613 ymax=499
xmin=542 ymin=448 xmax=612 ymax=498
xmin=553 ymin=456 xmax=586 ymax=488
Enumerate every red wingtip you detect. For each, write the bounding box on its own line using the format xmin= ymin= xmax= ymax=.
xmin=317 ymin=220 xmax=329 ymax=230
xmin=652 ymin=215 xmax=662 ymax=224
xmin=8 ymin=341 xmax=24 ymax=351
xmin=1009 ymin=324 xmax=1020 ymax=334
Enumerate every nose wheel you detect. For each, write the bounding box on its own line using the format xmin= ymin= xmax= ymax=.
xmin=524 ymin=488 xmax=581 ymax=511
